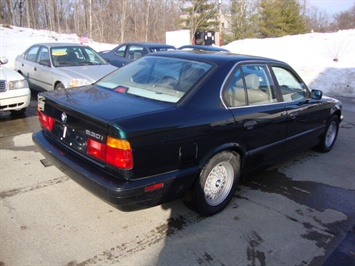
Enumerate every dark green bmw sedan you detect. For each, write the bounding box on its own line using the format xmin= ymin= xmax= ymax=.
xmin=32 ymin=50 xmax=343 ymax=216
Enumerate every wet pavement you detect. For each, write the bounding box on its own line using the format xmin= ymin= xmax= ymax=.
xmin=0 ymin=92 xmax=354 ymax=265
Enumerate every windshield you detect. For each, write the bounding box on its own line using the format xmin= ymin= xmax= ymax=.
xmin=51 ymin=46 xmax=108 ymax=67
xmin=96 ymin=56 xmax=212 ymax=103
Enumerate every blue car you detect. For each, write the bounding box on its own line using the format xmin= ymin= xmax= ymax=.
xmin=99 ymin=42 xmax=176 ymax=67
xmin=178 ymin=45 xmax=230 ymax=52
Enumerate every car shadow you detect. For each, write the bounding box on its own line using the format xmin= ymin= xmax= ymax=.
xmin=153 ymin=147 xmax=355 ymax=265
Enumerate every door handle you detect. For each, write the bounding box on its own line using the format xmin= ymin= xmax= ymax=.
xmin=289 ymin=112 xmax=298 ymax=119
xmin=244 ymin=120 xmax=257 ymax=129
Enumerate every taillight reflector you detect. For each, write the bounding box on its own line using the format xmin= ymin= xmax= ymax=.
xmin=87 ymin=136 xmax=133 ymax=169
xmin=87 ymin=138 xmax=106 ymax=161
xmin=114 ymin=86 xmax=128 ymax=93
xmin=145 ymin=183 xmax=164 ymax=192
xmin=38 ymin=110 xmax=55 ymax=131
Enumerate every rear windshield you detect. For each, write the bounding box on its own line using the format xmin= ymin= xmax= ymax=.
xmin=96 ymin=56 xmax=212 ymax=103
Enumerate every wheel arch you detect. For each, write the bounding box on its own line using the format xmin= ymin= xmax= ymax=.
xmin=54 ymin=81 xmax=64 ymax=90
xmin=331 ymin=109 xmax=342 ymax=121
xmin=198 ymin=142 xmax=246 ymax=171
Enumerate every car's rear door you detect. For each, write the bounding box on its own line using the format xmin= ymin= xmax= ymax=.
xmin=223 ymin=63 xmax=288 ymax=170
xmin=17 ymin=45 xmax=41 ymax=89
xmin=270 ymin=64 xmax=322 ymax=153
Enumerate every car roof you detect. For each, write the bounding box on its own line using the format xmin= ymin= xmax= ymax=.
xmin=178 ymin=45 xmax=230 ymax=52
xmin=120 ymin=42 xmax=176 ymax=48
xmin=29 ymin=42 xmax=88 ymax=48
xmin=147 ymin=50 xmax=285 ymax=66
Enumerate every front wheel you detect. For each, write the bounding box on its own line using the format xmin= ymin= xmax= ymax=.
xmin=55 ymin=82 xmax=65 ymax=90
xmin=316 ymin=116 xmax=340 ymax=153
xmin=194 ymin=151 xmax=240 ymax=216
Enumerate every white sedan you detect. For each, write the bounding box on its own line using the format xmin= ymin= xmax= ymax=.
xmin=0 ymin=57 xmax=30 ymax=115
xmin=14 ymin=43 xmax=117 ymax=91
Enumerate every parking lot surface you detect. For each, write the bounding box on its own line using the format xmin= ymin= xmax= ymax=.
xmin=0 ymin=93 xmax=354 ymax=265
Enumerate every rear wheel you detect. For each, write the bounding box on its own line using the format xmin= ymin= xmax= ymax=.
xmin=317 ymin=116 xmax=339 ymax=153
xmin=194 ymin=151 xmax=240 ymax=216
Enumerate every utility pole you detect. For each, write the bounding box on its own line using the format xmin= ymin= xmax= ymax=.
xmin=89 ymin=0 xmax=92 ymax=38
xmin=219 ymin=0 xmax=222 ymax=46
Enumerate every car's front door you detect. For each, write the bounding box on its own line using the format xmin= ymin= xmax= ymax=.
xmin=33 ymin=46 xmax=54 ymax=91
xmin=111 ymin=44 xmax=131 ymax=67
xmin=223 ymin=63 xmax=288 ymax=170
xmin=270 ymin=64 xmax=322 ymax=153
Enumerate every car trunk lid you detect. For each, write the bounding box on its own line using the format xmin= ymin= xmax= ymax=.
xmin=37 ymin=85 xmax=172 ymax=176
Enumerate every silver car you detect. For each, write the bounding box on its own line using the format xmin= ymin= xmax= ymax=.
xmin=15 ymin=43 xmax=117 ymax=91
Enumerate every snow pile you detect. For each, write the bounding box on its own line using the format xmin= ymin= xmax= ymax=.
xmin=225 ymin=30 xmax=355 ymax=97
xmin=1 ymin=25 xmax=354 ymax=97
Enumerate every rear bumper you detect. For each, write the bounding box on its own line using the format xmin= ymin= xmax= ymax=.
xmin=32 ymin=131 xmax=198 ymax=211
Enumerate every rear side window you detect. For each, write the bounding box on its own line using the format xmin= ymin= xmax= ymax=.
xmin=223 ymin=64 xmax=277 ymax=107
xmin=150 ymin=47 xmax=175 ymax=52
xmin=272 ymin=67 xmax=308 ymax=102
xmin=25 ymin=46 xmax=40 ymax=62
xmin=127 ymin=46 xmax=146 ymax=60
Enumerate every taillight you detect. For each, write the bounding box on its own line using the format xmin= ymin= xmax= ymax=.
xmin=106 ymin=137 xmax=133 ymax=169
xmin=38 ymin=110 xmax=55 ymax=131
xmin=87 ymin=138 xmax=106 ymax=161
xmin=87 ymin=136 xmax=133 ymax=169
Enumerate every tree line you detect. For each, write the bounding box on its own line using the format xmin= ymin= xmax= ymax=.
xmin=1 ymin=0 xmax=354 ymax=45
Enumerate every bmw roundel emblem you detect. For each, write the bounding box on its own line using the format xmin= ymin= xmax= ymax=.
xmin=61 ymin=112 xmax=67 ymax=124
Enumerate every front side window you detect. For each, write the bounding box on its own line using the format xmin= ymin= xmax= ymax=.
xmin=96 ymin=57 xmax=212 ymax=103
xmin=114 ymin=45 xmax=127 ymax=58
xmin=272 ymin=67 xmax=308 ymax=102
xmin=223 ymin=63 xmax=276 ymax=107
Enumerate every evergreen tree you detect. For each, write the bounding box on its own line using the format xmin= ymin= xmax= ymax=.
xmin=280 ymin=0 xmax=307 ymax=35
xmin=179 ymin=0 xmax=219 ymax=43
xmin=257 ymin=0 xmax=306 ymax=38
xmin=225 ymin=0 xmax=258 ymax=42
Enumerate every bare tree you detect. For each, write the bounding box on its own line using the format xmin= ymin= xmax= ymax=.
xmin=305 ymin=6 xmax=332 ymax=32
xmin=0 ymin=0 xmax=179 ymax=44
xmin=332 ymin=4 xmax=355 ymax=31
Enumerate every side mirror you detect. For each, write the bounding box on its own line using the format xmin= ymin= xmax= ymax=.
xmin=311 ymin=89 xmax=322 ymax=100
xmin=0 ymin=57 xmax=9 ymax=65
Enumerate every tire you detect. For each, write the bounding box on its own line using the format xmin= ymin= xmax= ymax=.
xmin=317 ymin=116 xmax=339 ymax=153
xmin=194 ymin=151 xmax=240 ymax=216
xmin=55 ymin=82 xmax=65 ymax=90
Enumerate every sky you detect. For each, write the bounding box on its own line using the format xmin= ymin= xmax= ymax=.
xmin=307 ymin=0 xmax=354 ymax=15
xmin=0 ymin=26 xmax=354 ymax=97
